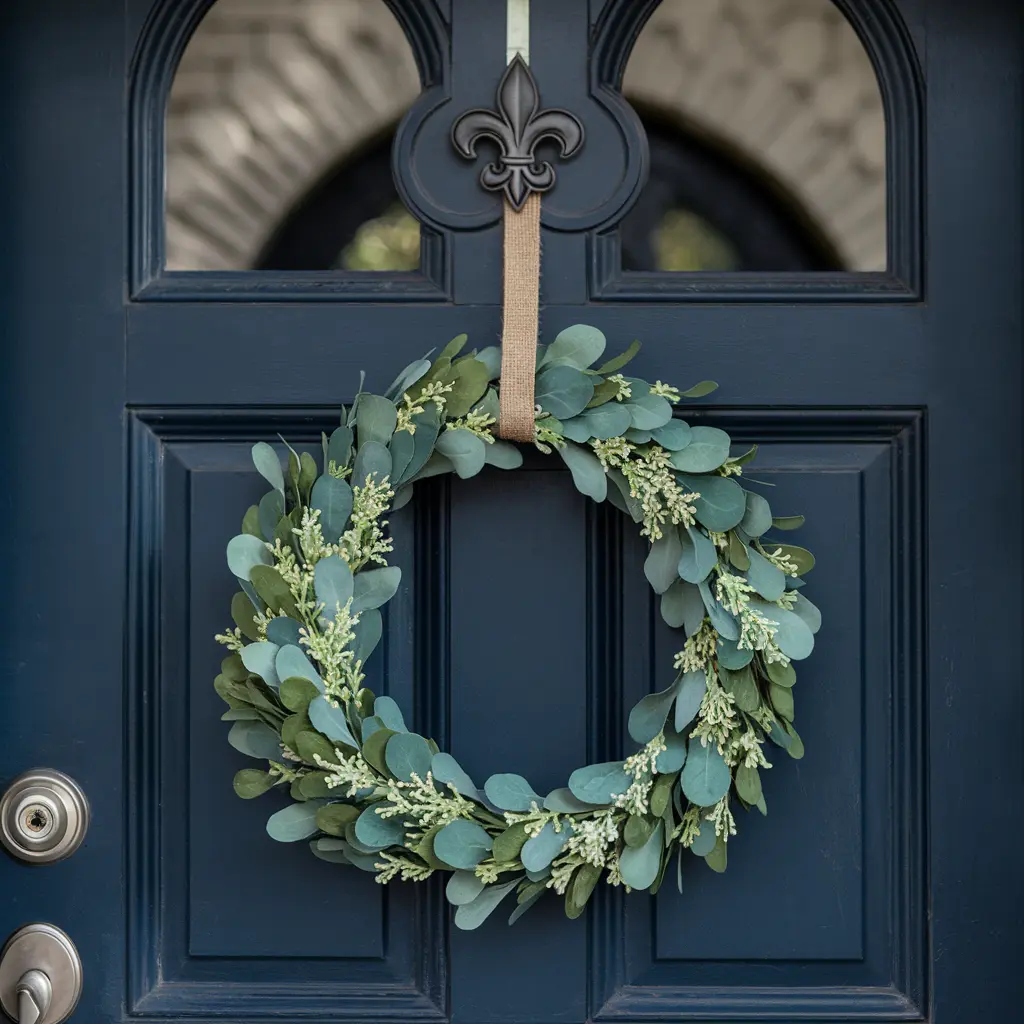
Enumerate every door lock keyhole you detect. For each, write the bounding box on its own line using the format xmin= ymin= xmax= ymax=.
xmin=23 ymin=808 xmax=51 ymax=837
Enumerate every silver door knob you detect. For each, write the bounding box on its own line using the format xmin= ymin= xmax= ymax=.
xmin=0 ymin=926 xmax=81 ymax=1024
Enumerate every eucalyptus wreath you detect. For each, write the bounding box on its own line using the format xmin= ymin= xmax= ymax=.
xmin=214 ymin=325 xmax=819 ymax=929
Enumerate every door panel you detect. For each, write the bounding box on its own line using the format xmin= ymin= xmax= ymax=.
xmin=1 ymin=1 xmax=1022 ymax=1023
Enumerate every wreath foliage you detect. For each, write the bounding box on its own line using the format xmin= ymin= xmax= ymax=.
xmin=214 ymin=325 xmax=818 ymax=929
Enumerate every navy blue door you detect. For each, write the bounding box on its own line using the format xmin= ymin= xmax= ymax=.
xmin=1 ymin=0 xmax=1022 ymax=1021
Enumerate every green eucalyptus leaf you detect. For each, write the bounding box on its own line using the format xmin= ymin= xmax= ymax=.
xmin=326 ymin=426 xmax=353 ymax=470
xmin=233 ymin=768 xmax=274 ymax=799
xmin=771 ymin=515 xmax=805 ymax=531
xmin=650 ymin=772 xmax=677 ymax=818
xmin=763 ymin=542 xmax=815 ymax=575
xmin=242 ymin=504 xmax=263 ymax=539
xmin=351 ymin=565 xmax=402 ymax=613
xmin=704 ymin=835 xmax=728 ymax=873
xmin=492 ymin=822 xmax=531 ymax=862
xmin=566 ymin=862 xmax=602 ymax=918
xmin=299 ymin=771 xmax=333 ymax=799
xmin=295 ymin=730 xmax=337 ymax=767
xmin=258 ymin=489 xmax=284 ymax=545
xmin=720 ymin=665 xmax=759 ymax=713
xmin=445 ymin=358 xmax=491 ymax=418
xmin=728 ymin=532 xmax=751 ymax=571
xmin=316 ymin=802 xmax=360 ymax=836
xmin=770 ymin=682 xmax=795 ymax=721
xmin=594 ymin=339 xmax=641 ymax=376
xmin=535 ymin=364 xmax=596 ymax=419
xmin=512 ymin=881 xmax=549 ymax=923
xmin=558 ymin=442 xmax=608 ymax=502
xmin=231 ymin=592 xmax=261 ymax=642
xmin=586 ymin=378 xmax=620 ymax=408
xmin=360 ymin=727 xmax=397 ymax=775
xmin=735 ymin=763 xmax=762 ymax=805
xmin=279 ymin=676 xmax=319 ymax=712
xmin=249 ymin=565 xmax=299 ymax=619
xmin=680 ymin=380 xmax=719 ymax=399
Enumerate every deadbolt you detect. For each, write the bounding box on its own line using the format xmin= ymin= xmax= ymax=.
xmin=0 ymin=924 xmax=82 ymax=1024
xmin=0 ymin=771 xmax=88 ymax=865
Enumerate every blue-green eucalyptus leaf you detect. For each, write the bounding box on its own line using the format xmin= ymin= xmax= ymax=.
xmin=391 ymin=485 xmax=413 ymax=511
xmin=644 ymin=528 xmax=683 ymax=594
xmin=698 ymin=580 xmax=740 ymax=641
xmin=580 ymin=401 xmax=631 ymax=439
xmin=446 ymin=870 xmax=486 ymax=906
xmin=309 ymin=837 xmax=350 ymax=864
xmin=559 ymin=442 xmax=607 ymax=502
xmin=521 ymin=821 xmax=573 ymax=872
xmin=308 ymin=695 xmax=358 ymax=748
xmin=435 ymin=428 xmax=487 ymax=479
xmin=678 ymin=474 xmax=747 ymax=531
xmin=385 ymin=732 xmax=433 ymax=782
xmin=394 ymin=411 xmax=441 ymax=486
xmin=626 ymin=393 xmax=673 ymax=431
xmin=226 ymin=534 xmax=272 ymax=581
xmin=716 ymin=638 xmax=753 ymax=670
xmin=352 ymin=440 xmax=392 ymax=487
xmin=689 ymin=815 xmax=717 ymax=856
xmin=568 ymin=762 xmax=631 ymax=805
xmin=669 ymin=427 xmax=731 ymax=472
xmin=540 ymin=323 xmax=606 ymax=370
xmin=453 ymin=877 xmax=520 ymax=930
xmin=656 ymin=730 xmax=687 ymax=773
xmin=352 ymin=566 xmax=402 ymax=613
xmin=508 ymin=883 xmax=547 ymax=925
xmin=351 ymin=608 xmax=383 ymax=664
xmin=258 ymin=489 xmax=284 ymax=544
xmin=389 ymin=428 xmax=416 ymax=485
xmin=355 ymin=803 xmax=405 ymax=850
xmin=360 ymin=716 xmax=386 ymax=743
xmin=311 ymin=475 xmax=353 ymax=543
xmin=434 ymin=819 xmax=493 ymax=869
xmin=356 ymin=395 xmax=397 ymax=447
xmin=674 ymin=670 xmax=707 ymax=732
xmin=266 ymin=800 xmax=325 ymax=842
xmin=431 ymin=753 xmax=480 ymax=799
xmin=314 ymin=555 xmax=354 ymax=621
xmin=484 ymin=773 xmax=542 ymax=812
xmin=484 ymin=440 xmax=524 ymax=470
xmin=475 ymin=346 xmax=502 ymax=379
xmin=677 ymin=525 xmax=719 ymax=583
xmin=535 ymin=364 xmax=595 ymax=420
xmin=746 ymin=548 xmax=786 ymax=601
xmin=680 ymin=740 xmax=731 ymax=806
xmin=240 ymin=641 xmax=280 ymax=688
xmin=660 ymin=580 xmax=691 ymax=628
xmin=276 ymin=645 xmax=322 ymax=690
xmin=651 ymin=418 xmax=692 ymax=451
xmin=624 ymin=428 xmax=653 ymax=444
xmin=560 ymin=416 xmax=594 ymax=443
xmin=750 ymin=601 xmax=815 ymax=660
xmin=740 ymin=490 xmax=772 ymax=537
xmin=619 ymin=820 xmax=664 ymax=890
xmin=252 ymin=442 xmax=285 ymax=496
xmin=628 ymin=680 xmax=682 ymax=744
xmin=385 ymin=357 xmax=432 ymax=400
xmin=373 ymin=696 xmax=407 ymax=732
xmin=791 ymin=593 xmax=822 ymax=634
xmin=228 ymin=720 xmax=281 ymax=760
xmin=326 ymin=426 xmax=353 ymax=470
xmin=266 ymin=616 xmax=302 ymax=648
xmin=543 ymin=788 xmax=594 ymax=813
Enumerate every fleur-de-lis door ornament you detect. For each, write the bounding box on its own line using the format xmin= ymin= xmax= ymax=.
xmin=449 ymin=53 xmax=586 ymax=442
xmin=451 ymin=54 xmax=584 ymax=211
